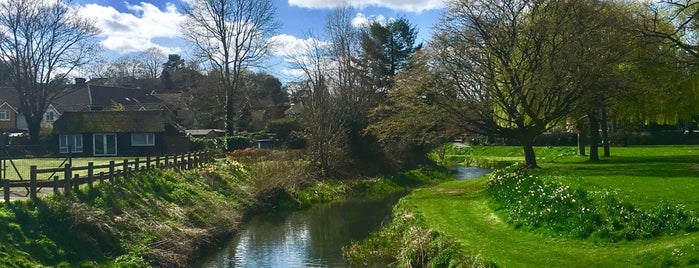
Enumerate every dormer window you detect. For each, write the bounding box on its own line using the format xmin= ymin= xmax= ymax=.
xmin=45 ymin=111 xmax=55 ymax=122
xmin=0 ymin=109 xmax=10 ymax=121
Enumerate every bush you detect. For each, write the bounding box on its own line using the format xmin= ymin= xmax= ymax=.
xmin=486 ymin=165 xmax=699 ymax=241
xmin=343 ymin=204 xmax=490 ymax=267
xmin=190 ymin=135 xmax=254 ymax=153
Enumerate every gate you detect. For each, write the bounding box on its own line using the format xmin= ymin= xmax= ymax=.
xmin=1 ymin=145 xmax=71 ymax=197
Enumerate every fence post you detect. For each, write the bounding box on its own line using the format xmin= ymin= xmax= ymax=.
xmin=123 ymin=160 xmax=129 ymax=180
xmin=135 ymin=158 xmax=140 ymax=172
xmin=53 ymin=176 xmax=59 ymax=194
xmin=109 ymin=161 xmax=115 ymax=183
xmin=146 ymin=156 xmax=151 ymax=170
xmin=64 ymin=164 xmax=72 ymax=196
xmin=164 ymin=155 xmax=169 ymax=169
xmin=99 ymin=172 xmax=104 ymax=184
xmin=180 ymin=154 xmax=186 ymax=169
xmin=73 ymin=174 xmax=80 ymax=192
xmin=29 ymin=166 xmax=37 ymax=200
xmin=87 ymin=162 xmax=94 ymax=189
xmin=187 ymin=153 xmax=193 ymax=169
xmin=3 ymin=179 xmax=9 ymax=202
xmin=155 ymin=156 xmax=161 ymax=169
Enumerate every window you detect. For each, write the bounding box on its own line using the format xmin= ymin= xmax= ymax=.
xmin=131 ymin=133 xmax=155 ymax=146
xmin=45 ymin=111 xmax=55 ymax=122
xmin=59 ymin=134 xmax=83 ymax=153
xmin=0 ymin=109 xmax=10 ymax=121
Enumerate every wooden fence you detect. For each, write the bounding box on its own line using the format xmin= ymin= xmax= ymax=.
xmin=2 ymin=151 xmax=213 ymax=202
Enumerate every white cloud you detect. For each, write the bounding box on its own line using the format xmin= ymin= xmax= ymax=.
xmin=269 ymin=34 xmax=328 ymax=57
xmin=351 ymin=13 xmax=387 ymax=28
xmin=288 ymin=0 xmax=446 ymax=13
xmin=78 ymin=2 xmax=185 ymax=54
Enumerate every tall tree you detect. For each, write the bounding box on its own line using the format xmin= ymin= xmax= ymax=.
xmin=140 ymin=47 xmax=165 ymax=81
xmin=287 ymin=35 xmax=348 ymax=175
xmin=0 ymin=0 xmax=100 ymax=143
xmin=431 ymin=0 xmax=602 ymax=168
xmin=368 ymin=50 xmax=454 ymax=168
xmin=181 ymin=0 xmax=279 ymax=143
xmin=358 ymin=17 xmax=422 ymax=97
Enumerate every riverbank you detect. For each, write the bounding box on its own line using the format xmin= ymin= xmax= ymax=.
xmin=346 ymin=145 xmax=699 ymax=266
xmin=0 ymin=150 xmax=454 ymax=267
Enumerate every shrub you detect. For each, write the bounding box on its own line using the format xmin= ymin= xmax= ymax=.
xmin=343 ymin=205 xmax=491 ymax=267
xmin=486 ymin=165 xmax=699 ymax=241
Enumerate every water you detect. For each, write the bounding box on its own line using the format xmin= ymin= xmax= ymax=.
xmin=198 ymin=167 xmax=491 ymax=267
xmin=197 ymin=193 xmax=403 ymax=268
xmin=450 ymin=166 xmax=492 ymax=180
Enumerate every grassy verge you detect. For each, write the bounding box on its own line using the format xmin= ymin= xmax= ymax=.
xmin=0 ymin=149 xmax=455 ymax=267
xmin=347 ymin=145 xmax=699 ymax=266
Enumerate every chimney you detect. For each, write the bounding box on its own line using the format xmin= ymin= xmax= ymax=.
xmin=74 ymin=78 xmax=86 ymax=87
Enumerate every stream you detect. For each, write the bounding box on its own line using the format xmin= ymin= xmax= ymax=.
xmin=197 ymin=167 xmax=490 ymax=267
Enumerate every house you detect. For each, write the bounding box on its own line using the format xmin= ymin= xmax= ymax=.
xmin=185 ymin=129 xmax=225 ymax=139
xmin=54 ymin=83 xmax=167 ymax=113
xmin=52 ymin=110 xmax=190 ymax=157
xmin=0 ymin=98 xmax=20 ymax=132
xmin=0 ymin=86 xmax=66 ymax=131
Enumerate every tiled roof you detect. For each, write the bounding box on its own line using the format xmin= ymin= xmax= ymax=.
xmin=53 ymin=111 xmax=166 ymax=134
xmin=54 ymin=84 xmax=164 ymax=112
xmin=0 ymin=87 xmax=19 ymax=108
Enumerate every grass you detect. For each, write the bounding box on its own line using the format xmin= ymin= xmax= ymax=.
xmin=390 ymin=145 xmax=699 ymax=266
xmin=409 ymin=179 xmax=699 ymax=267
xmin=2 ymin=157 xmax=148 ymax=181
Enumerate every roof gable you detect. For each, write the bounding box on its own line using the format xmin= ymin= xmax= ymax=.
xmin=53 ymin=111 xmax=166 ymax=134
xmin=0 ymin=101 xmax=18 ymax=113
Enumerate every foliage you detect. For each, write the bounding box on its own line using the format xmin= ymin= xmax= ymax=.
xmin=367 ymin=51 xmax=455 ymax=170
xmin=190 ymin=135 xmax=254 ymax=154
xmin=343 ymin=201 xmax=491 ymax=268
xmin=487 ymin=165 xmax=699 ymax=241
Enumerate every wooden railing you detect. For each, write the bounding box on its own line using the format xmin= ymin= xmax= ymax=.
xmin=2 ymin=151 xmax=213 ymax=202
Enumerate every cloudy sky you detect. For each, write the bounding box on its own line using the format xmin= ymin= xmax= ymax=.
xmin=73 ymin=0 xmax=446 ymax=82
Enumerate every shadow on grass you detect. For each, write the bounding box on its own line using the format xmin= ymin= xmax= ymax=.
xmin=542 ymin=154 xmax=699 ymax=178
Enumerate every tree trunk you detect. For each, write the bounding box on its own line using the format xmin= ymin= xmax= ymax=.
xmin=588 ymin=112 xmax=600 ymax=162
xmin=27 ymin=116 xmax=42 ymax=145
xmin=522 ymin=140 xmax=538 ymax=169
xmin=225 ymin=90 xmax=235 ymax=150
xmin=601 ymin=106 xmax=610 ymax=157
xmin=577 ymin=120 xmax=586 ymax=156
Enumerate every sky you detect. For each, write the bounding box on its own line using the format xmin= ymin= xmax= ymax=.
xmin=72 ymin=0 xmax=447 ymax=82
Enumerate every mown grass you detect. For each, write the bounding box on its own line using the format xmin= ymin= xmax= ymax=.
xmin=410 ymin=178 xmax=699 ymax=267
xmin=349 ymin=145 xmax=699 ymax=266
xmin=3 ymin=157 xmax=135 ymax=181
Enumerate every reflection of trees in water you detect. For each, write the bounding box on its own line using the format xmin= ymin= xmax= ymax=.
xmin=305 ymin=194 xmax=404 ymax=263
xmin=207 ymin=193 xmax=404 ymax=267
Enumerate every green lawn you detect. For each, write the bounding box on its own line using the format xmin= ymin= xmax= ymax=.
xmin=405 ymin=145 xmax=699 ymax=266
xmin=2 ymin=157 xmax=138 ymax=181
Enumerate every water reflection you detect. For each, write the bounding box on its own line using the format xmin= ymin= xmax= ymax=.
xmin=198 ymin=193 xmax=403 ymax=268
xmin=199 ymin=167 xmax=491 ymax=267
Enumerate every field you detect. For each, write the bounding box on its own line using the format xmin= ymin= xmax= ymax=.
xmin=409 ymin=145 xmax=699 ymax=266
xmin=2 ymin=157 xmax=139 ymax=181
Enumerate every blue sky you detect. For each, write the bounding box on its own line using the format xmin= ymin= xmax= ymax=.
xmin=73 ymin=0 xmax=446 ymax=82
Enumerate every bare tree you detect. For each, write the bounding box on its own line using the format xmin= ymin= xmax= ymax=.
xmin=0 ymin=0 xmax=100 ymax=143
xmin=286 ymin=34 xmax=348 ymax=175
xmin=181 ymin=0 xmax=279 ymax=141
xmin=325 ymin=8 xmax=362 ymax=112
xmin=140 ymin=47 xmax=165 ymax=81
